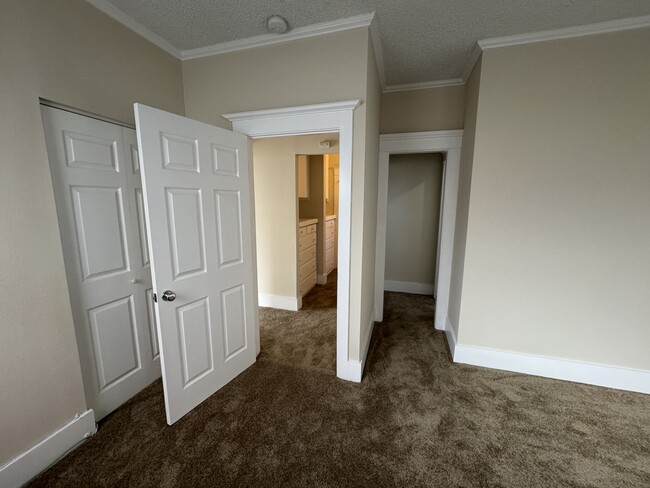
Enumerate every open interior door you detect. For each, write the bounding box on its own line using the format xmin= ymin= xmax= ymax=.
xmin=134 ymin=104 xmax=258 ymax=425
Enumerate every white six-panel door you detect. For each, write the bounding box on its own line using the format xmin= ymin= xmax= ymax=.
xmin=134 ymin=104 xmax=258 ymax=425
xmin=42 ymin=106 xmax=161 ymax=420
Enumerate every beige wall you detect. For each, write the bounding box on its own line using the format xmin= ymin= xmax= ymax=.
xmin=182 ymin=29 xmax=369 ymax=130
xmin=253 ymin=136 xmax=337 ymax=299
xmin=0 ymin=0 xmax=184 ymax=465
xmin=299 ymin=156 xmax=328 ymax=276
xmin=380 ymin=85 xmax=465 ymax=134
xmin=456 ymin=28 xmax=650 ymax=371
xmin=448 ymin=58 xmax=482 ymax=340
xmin=357 ymin=38 xmax=382 ymax=358
xmin=183 ymin=28 xmax=378 ymax=362
xmin=385 ymin=153 xmax=444 ymax=286
xmin=325 ymin=155 xmax=340 ymax=216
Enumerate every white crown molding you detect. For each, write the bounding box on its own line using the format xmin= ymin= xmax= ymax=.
xmin=458 ymin=14 xmax=650 ymax=86
xmin=384 ymin=78 xmax=465 ymax=93
xmin=86 ymin=2 xmax=650 ymax=95
xmin=223 ymin=100 xmax=361 ymax=123
xmin=181 ymin=13 xmax=375 ymax=60
xmin=84 ymin=0 xmax=181 ymax=58
xmin=478 ymin=14 xmax=650 ymax=50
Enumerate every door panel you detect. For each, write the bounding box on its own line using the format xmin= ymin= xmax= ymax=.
xmin=71 ymin=186 xmax=129 ymax=280
xmin=42 ymin=106 xmax=161 ymax=420
xmin=135 ymin=104 xmax=257 ymax=425
xmin=221 ymin=285 xmax=247 ymax=359
xmin=177 ymin=297 xmax=214 ymax=386
xmin=161 ymin=133 xmax=199 ymax=172
xmin=88 ymin=295 xmax=140 ymax=389
xmin=63 ymin=131 xmax=119 ymax=172
xmin=215 ymin=190 xmax=243 ymax=267
xmin=165 ymin=188 xmax=207 ymax=279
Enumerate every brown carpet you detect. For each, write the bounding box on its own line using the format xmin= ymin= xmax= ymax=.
xmin=27 ymin=283 xmax=650 ymax=487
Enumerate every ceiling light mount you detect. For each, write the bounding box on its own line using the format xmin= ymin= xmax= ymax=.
xmin=267 ymin=15 xmax=289 ymax=34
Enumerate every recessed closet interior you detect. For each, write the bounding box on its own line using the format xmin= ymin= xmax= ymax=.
xmin=384 ymin=152 xmax=444 ymax=297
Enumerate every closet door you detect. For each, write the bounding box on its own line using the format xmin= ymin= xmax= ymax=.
xmin=42 ymin=106 xmax=161 ymax=420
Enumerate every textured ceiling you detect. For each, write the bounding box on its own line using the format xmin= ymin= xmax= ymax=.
xmin=104 ymin=0 xmax=650 ymax=86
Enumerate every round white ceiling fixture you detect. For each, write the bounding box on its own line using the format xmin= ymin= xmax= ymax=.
xmin=267 ymin=15 xmax=288 ymax=34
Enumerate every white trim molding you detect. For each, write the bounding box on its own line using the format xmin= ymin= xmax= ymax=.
xmin=342 ymin=309 xmax=376 ymax=382
xmin=452 ymin=344 xmax=650 ymax=395
xmin=460 ymin=14 xmax=650 ymax=87
xmin=84 ymin=0 xmax=181 ymax=57
xmin=85 ymin=3 xmax=650 ymax=95
xmin=0 ymin=410 xmax=96 ymax=488
xmin=258 ymin=294 xmax=300 ymax=311
xmin=224 ymin=100 xmax=361 ymax=126
xmin=444 ymin=316 xmax=458 ymax=359
xmin=384 ymin=78 xmax=464 ymax=93
xmin=479 ymin=14 xmax=650 ymax=51
xmin=375 ymin=131 xmax=463 ymax=329
xmin=442 ymin=316 xmax=650 ymax=394
xmin=224 ymin=100 xmax=360 ymax=383
xmin=182 ymin=13 xmax=375 ymax=60
xmin=384 ymin=280 xmax=434 ymax=295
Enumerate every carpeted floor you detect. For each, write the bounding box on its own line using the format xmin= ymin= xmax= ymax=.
xmin=28 ymin=279 xmax=650 ymax=487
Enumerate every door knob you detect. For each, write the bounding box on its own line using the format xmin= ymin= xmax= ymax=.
xmin=161 ymin=290 xmax=176 ymax=302
xmin=130 ymin=279 xmax=139 ymax=284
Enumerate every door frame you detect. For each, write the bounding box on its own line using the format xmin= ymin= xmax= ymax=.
xmin=223 ymin=100 xmax=361 ymax=382
xmin=375 ymin=130 xmax=463 ymax=329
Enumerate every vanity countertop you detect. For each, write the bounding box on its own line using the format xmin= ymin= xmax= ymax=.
xmin=299 ymin=218 xmax=318 ymax=227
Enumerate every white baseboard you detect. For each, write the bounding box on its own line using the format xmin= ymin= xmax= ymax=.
xmin=339 ymin=308 xmax=376 ymax=383
xmin=258 ymin=293 xmax=299 ymax=311
xmin=0 ymin=410 xmax=96 ymax=488
xmin=453 ymin=343 xmax=650 ymax=395
xmin=384 ymin=280 xmax=434 ymax=295
xmin=316 ymin=274 xmax=327 ymax=285
xmin=444 ymin=315 xmax=458 ymax=359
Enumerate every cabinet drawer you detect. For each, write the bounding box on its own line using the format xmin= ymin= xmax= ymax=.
xmin=299 ymin=226 xmax=307 ymax=237
xmin=326 ymin=257 xmax=335 ymax=273
xmin=326 ymin=235 xmax=335 ymax=251
xmin=299 ymin=246 xmax=316 ymax=265
xmin=306 ymin=224 xmax=317 ymax=234
xmin=299 ymin=258 xmax=316 ymax=280
xmin=326 ymin=219 xmax=335 ymax=232
xmin=326 ymin=247 xmax=334 ymax=261
xmin=299 ymin=271 xmax=317 ymax=296
xmin=299 ymin=232 xmax=316 ymax=250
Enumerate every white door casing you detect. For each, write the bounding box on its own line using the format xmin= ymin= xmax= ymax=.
xmin=42 ymin=105 xmax=161 ymax=420
xmin=375 ymin=131 xmax=463 ymax=328
xmin=222 ymin=100 xmax=362 ymax=382
xmin=134 ymin=104 xmax=258 ymax=425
